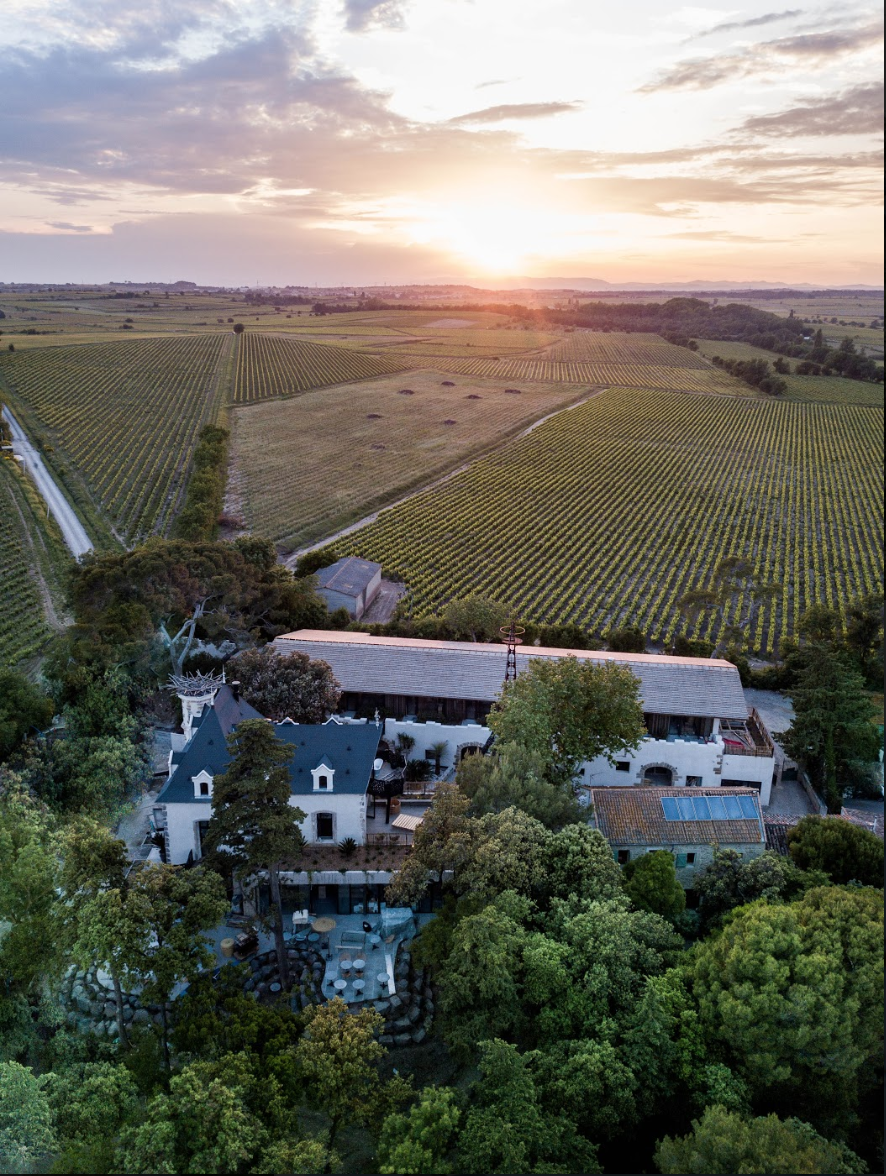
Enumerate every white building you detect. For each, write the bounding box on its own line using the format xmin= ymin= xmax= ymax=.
xmin=272 ymin=631 xmax=777 ymax=806
xmin=154 ymin=682 xmax=382 ymax=865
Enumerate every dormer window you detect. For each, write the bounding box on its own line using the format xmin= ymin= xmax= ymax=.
xmin=311 ymin=762 xmax=335 ymax=792
xmin=192 ymin=770 xmax=213 ymax=799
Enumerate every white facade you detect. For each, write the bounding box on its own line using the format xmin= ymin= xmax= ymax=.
xmin=382 ymin=717 xmax=775 ymax=807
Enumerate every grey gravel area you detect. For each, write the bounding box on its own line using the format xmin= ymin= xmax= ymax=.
xmin=765 ymin=778 xmax=816 ymax=818
xmin=743 ymin=688 xmax=795 ymax=735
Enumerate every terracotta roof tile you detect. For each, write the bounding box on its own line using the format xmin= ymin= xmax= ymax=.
xmin=590 ymin=787 xmax=765 ymax=846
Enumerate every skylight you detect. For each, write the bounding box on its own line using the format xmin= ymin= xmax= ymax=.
xmin=661 ymin=794 xmax=757 ymax=821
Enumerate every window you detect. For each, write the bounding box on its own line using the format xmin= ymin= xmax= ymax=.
xmin=316 ymin=813 xmax=334 ymax=840
xmin=317 ymin=775 xmax=329 ymax=790
xmin=311 ymin=764 xmax=335 ymax=792
xmin=675 ymin=852 xmax=696 ymax=869
xmin=686 ymin=775 xmax=703 ymax=787
xmin=616 ymin=761 xmax=630 ymax=772
xmin=686 ymin=852 xmax=696 ymax=865
xmin=616 ymin=849 xmax=630 ymax=865
xmin=192 ymin=771 xmax=213 ymax=799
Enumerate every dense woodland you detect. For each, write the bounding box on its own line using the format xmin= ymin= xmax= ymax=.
xmin=0 ymin=537 xmax=883 ymax=1173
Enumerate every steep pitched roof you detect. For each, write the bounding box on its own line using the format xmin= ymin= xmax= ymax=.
xmin=590 ymin=787 xmax=764 ymax=846
xmin=272 ymin=630 xmax=749 ymax=719
xmin=316 ymin=557 xmax=381 ymax=598
xmin=212 ymin=684 xmax=264 ymax=733
xmin=158 ymin=709 xmax=382 ymax=805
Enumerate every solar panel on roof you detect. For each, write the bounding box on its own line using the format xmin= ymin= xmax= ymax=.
xmin=692 ymin=796 xmax=711 ymax=820
xmin=660 ymin=792 xmax=759 ymax=822
xmin=707 ymin=796 xmax=728 ymax=820
xmin=738 ymin=795 xmax=758 ymax=818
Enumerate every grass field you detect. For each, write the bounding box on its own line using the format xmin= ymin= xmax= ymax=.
xmin=0 ymin=459 xmax=69 ymax=668
xmin=233 ymin=333 xmax=414 ymax=403
xmin=342 ymin=385 xmax=884 ymax=653
xmin=0 ymin=334 xmax=231 ymax=544
xmin=229 ymin=367 xmax=591 ymax=550
xmin=694 ymin=339 xmax=884 ymax=406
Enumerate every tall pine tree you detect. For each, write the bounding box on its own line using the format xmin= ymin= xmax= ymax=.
xmin=203 ymin=720 xmax=305 ymax=987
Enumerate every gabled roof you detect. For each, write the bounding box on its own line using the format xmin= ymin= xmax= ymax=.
xmin=316 ymin=557 xmax=381 ymax=598
xmin=213 ymin=685 xmax=264 ymax=734
xmin=272 ymin=630 xmax=749 ymax=719
xmin=158 ymin=708 xmax=382 ymax=805
xmin=590 ymin=787 xmax=764 ymax=846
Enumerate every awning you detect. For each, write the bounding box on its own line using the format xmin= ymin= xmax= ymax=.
xmin=391 ymin=813 xmax=424 ymax=833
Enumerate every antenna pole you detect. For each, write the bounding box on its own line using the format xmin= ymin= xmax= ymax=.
xmin=500 ymin=619 xmax=525 ymax=683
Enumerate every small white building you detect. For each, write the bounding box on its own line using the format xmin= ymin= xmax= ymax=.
xmin=315 ymin=557 xmax=382 ymax=620
xmin=154 ymin=682 xmax=382 ymax=865
xmin=272 ymin=631 xmax=777 ymax=806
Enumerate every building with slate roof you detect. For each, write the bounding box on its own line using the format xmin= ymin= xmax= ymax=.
xmin=590 ymin=787 xmax=766 ymax=885
xmin=315 ymin=557 xmax=382 ymax=619
xmin=272 ymin=631 xmax=778 ymax=805
xmin=154 ymin=682 xmax=382 ymax=865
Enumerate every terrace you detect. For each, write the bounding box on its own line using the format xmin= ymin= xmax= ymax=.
xmin=720 ymin=707 xmax=775 ymax=758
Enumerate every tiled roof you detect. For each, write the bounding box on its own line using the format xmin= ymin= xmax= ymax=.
xmin=272 ymin=630 xmax=750 ymax=719
xmin=763 ymin=820 xmax=793 ymax=855
xmin=590 ymin=787 xmax=764 ymax=846
xmin=158 ymin=705 xmax=382 ymax=804
xmin=213 ymin=685 xmax=264 ymax=734
xmin=316 ymin=557 xmax=381 ymax=598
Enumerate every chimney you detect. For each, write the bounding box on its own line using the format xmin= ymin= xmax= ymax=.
xmin=231 ymin=680 xmax=241 ymax=702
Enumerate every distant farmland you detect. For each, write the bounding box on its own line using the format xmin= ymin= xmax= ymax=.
xmin=342 ymin=386 xmax=883 ymax=652
xmin=0 ymin=334 xmax=229 ymax=543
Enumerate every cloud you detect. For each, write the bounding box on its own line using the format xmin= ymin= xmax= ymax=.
xmin=46 ymin=220 xmax=93 ymax=232
xmin=342 ymin=0 xmax=409 ymax=32
xmin=475 ymin=78 xmax=513 ymax=90
xmin=738 ymin=81 xmax=885 ymax=136
xmin=689 ymin=9 xmax=804 ymax=40
xmin=447 ymin=102 xmax=582 ymax=125
xmin=640 ymin=20 xmax=884 ymax=91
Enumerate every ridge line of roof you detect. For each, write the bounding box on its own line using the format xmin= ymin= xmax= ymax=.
xmin=276 ymin=630 xmax=737 ymax=670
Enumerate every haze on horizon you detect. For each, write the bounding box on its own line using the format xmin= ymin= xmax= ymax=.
xmin=1 ymin=0 xmax=883 ymax=288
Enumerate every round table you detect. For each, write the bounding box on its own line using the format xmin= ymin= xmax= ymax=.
xmin=377 ymin=973 xmax=389 ymax=988
xmin=352 ymin=978 xmax=365 ymax=997
xmin=220 ymin=937 xmax=235 ymax=959
xmin=368 ymin=934 xmax=381 ymax=950
xmin=312 ymin=917 xmax=337 ymax=934
xmin=353 ymin=958 xmax=366 ymax=975
xmin=333 ymin=979 xmax=347 ymax=994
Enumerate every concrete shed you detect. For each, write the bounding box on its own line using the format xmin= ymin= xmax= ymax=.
xmin=315 ymin=557 xmax=382 ymax=620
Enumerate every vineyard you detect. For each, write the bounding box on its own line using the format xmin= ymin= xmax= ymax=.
xmin=0 ymin=462 xmax=57 ymax=667
xmin=438 ymin=354 xmax=738 ymax=392
xmin=342 ymin=386 xmax=884 ymax=652
xmin=694 ymin=339 xmax=884 ymax=406
xmin=230 ymin=368 xmax=589 ymax=549
xmin=545 ymin=330 xmax=711 ymax=368
xmin=233 ymin=333 xmax=414 ymax=403
xmin=0 ymin=334 xmax=229 ymax=543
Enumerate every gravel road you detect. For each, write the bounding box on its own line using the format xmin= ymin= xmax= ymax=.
xmin=3 ymin=407 xmax=93 ymax=557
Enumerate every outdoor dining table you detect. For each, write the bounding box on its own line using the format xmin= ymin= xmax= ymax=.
xmin=333 ymin=979 xmax=347 ymax=994
xmin=312 ymin=917 xmax=336 ymax=934
xmin=353 ymin=958 xmax=366 ymax=974
xmin=368 ymin=934 xmax=381 ymax=950
xmin=376 ymin=973 xmax=389 ymax=987
xmin=352 ymin=979 xmax=365 ymax=997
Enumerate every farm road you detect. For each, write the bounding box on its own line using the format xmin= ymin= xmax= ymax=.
xmin=3 ymin=407 xmax=93 ymax=557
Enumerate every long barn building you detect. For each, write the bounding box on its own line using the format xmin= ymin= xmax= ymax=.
xmin=272 ymin=631 xmax=777 ymax=805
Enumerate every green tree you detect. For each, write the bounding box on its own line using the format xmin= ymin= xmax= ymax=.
xmin=203 ymin=719 xmax=305 ymax=989
xmin=458 ymin=1039 xmax=599 ymax=1175
xmin=227 ymin=647 xmax=340 ymax=722
xmin=694 ymin=848 xmax=822 ymax=930
xmin=377 ymin=1086 xmax=460 ymax=1175
xmin=538 ymin=823 xmax=624 ymax=905
xmin=124 ymin=864 xmax=228 ymax=1069
xmin=606 ymin=625 xmax=646 ymax=652
xmin=783 ymin=643 xmax=879 ymax=810
xmin=294 ymin=997 xmax=385 ymax=1155
xmin=457 ymin=744 xmax=581 ymax=829
xmin=43 ymin=1061 xmax=138 ymax=1173
xmin=844 ymin=591 xmax=884 ymax=686
xmin=442 ymin=595 xmax=510 ymax=642
xmin=487 ymin=655 xmax=645 ymax=783
xmin=455 ymin=808 xmax=550 ymax=904
xmin=0 ymin=776 xmax=63 ymax=990
xmin=787 ymin=815 xmax=884 ymax=887
xmin=0 ymin=1062 xmax=56 ymax=1172
xmin=623 ymin=850 xmax=686 ymax=918
xmin=0 ymin=670 xmax=54 ymax=763
xmin=655 ymin=1104 xmax=865 ymax=1174
xmin=385 ymin=785 xmax=472 ymax=908
xmin=689 ymin=886 xmax=884 ymax=1115
xmin=115 ymin=1053 xmax=262 ymax=1174
xmin=679 ymin=556 xmax=781 ymax=655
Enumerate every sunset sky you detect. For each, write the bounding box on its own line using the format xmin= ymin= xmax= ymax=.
xmin=2 ymin=0 xmax=883 ymax=286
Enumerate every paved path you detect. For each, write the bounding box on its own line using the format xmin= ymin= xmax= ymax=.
xmin=765 ymin=778 xmax=816 ymax=818
xmin=3 ymin=407 xmax=93 ymax=557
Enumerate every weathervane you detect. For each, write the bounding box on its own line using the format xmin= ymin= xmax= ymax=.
xmin=500 ymin=619 xmax=525 ymax=683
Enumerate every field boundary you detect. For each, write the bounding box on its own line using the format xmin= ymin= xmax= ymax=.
xmin=281 ymin=383 xmax=607 ymax=564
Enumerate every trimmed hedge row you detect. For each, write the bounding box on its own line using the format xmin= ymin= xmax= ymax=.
xmin=172 ymin=424 xmax=229 ymax=541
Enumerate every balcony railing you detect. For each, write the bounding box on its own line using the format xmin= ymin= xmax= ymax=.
xmin=720 ymin=707 xmax=775 ymax=758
